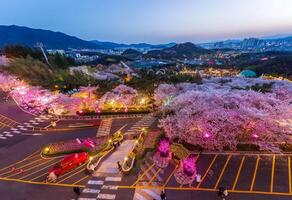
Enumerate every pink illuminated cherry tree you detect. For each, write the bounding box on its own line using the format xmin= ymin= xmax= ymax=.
xmin=155 ymin=78 xmax=292 ymax=152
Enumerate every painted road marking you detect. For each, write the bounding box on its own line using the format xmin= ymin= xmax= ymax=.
xmin=72 ymin=175 xmax=90 ymax=185
xmin=288 ymin=157 xmax=291 ymax=193
xmin=250 ymin=156 xmax=260 ymax=191
xmin=83 ymin=188 xmax=100 ymax=194
xmin=105 ymin=177 xmax=122 ymax=182
xmin=197 ymin=155 xmax=218 ymax=188
xmin=20 ymin=159 xmax=60 ymax=180
xmin=78 ymin=198 xmax=96 ymax=200
xmin=214 ymin=155 xmax=232 ymax=189
xmin=270 ymin=155 xmax=275 ymax=192
xmin=88 ymin=180 xmax=104 ymax=185
xmin=12 ymin=130 xmax=21 ymax=133
xmin=232 ymin=156 xmax=245 ymax=190
xmin=102 ymin=185 xmax=119 ymax=190
xmin=133 ymin=163 xmax=155 ymax=186
xmin=164 ymin=164 xmax=178 ymax=187
xmin=97 ymin=193 xmax=116 ymax=199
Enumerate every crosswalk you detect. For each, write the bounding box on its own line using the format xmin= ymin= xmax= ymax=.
xmin=124 ymin=115 xmax=156 ymax=135
xmin=0 ymin=114 xmax=53 ymax=140
xmin=133 ymin=158 xmax=164 ymax=200
xmin=79 ymin=176 xmax=122 ymax=200
xmin=96 ymin=119 xmax=113 ymax=136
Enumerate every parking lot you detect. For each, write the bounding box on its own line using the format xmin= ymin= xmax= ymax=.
xmin=0 ymin=150 xmax=90 ymax=187
xmin=132 ymin=153 xmax=292 ymax=196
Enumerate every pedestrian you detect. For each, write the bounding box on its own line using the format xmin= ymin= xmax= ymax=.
xmin=218 ymin=187 xmax=228 ymax=200
xmin=73 ymin=187 xmax=80 ymax=196
xmin=160 ymin=190 xmax=166 ymax=200
xmin=117 ymin=161 xmax=122 ymax=171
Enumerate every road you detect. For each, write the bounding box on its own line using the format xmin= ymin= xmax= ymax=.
xmin=0 ymin=91 xmax=145 ymax=199
xmin=0 ymin=91 xmax=291 ymax=200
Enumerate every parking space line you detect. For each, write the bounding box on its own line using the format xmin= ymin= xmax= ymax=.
xmin=30 ymin=171 xmax=49 ymax=181
xmin=0 ymin=177 xmax=85 ymax=188
xmin=5 ymin=159 xmax=52 ymax=178
xmin=232 ymin=156 xmax=245 ymax=191
xmin=250 ymin=155 xmax=260 ymax=191
xmin=19 ymin=159 xmax=60 ymax=180
xmin=149 ymin=168 xmax=162 ymax=183
xmin=56 ymin=163 xmax=86 ymax=183
xmin=270 ymin=155 xmax=275 ymax=192
xmin=0 ymin=151 xmax=39 ymax=173
xmin=214 ymin=155 xmax=232 ymax=189
xmin=196 ymin=154 xmax=218 ymax=188
xmin=163 ymin=164 xmax=178 ymax=187
xmin=288 ymin=157 xmax=291 ymax=194
xmin=0 ymin=158 xmax=43 ymax=176
xmin=132 ymin=163 xmax=155 ymax=186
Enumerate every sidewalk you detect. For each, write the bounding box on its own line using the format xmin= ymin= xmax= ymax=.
xmin=95 ymin=140 xmax=136 ymax=174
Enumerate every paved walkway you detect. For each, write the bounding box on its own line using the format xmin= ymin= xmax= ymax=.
xmin=95 ymin=140 xmax=136 ymax=174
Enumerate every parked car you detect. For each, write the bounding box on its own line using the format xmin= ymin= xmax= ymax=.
xmin=47 ymin=152 xmax=88 ymax=182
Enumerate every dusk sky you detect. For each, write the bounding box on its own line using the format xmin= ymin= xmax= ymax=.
xmin=1 ymin=0 xmax=292 ymax=44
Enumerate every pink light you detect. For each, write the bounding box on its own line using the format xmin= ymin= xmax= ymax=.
xmin=158 ymin=138 xmax=170 ymax=157
xmin=252 ymin=134 xmax=259 ymax=139
xmin=204 ymin=133 xmax=210 ymax=138
xmin=182 ymin=154 xmax=197 ymax=176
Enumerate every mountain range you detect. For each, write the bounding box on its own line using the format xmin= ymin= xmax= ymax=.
xmin=1 ymin=25 xmax=292 ymax=52
xmin=0 ymin=25 xmax=175 ymax=50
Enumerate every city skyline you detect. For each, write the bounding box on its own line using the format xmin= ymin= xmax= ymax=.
xmin=1 ymin=0 xmax=292 ymax=44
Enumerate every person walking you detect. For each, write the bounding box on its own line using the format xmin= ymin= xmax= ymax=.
xmin=218 ymin=187 xmax=228 ymax=200
xmin=73 ymin=187 xmax=80 ymax=196
xmin=160 ymin=190 xmax=166 ymax=200
xmin=117 ymin=161 xmax=122 ymax=171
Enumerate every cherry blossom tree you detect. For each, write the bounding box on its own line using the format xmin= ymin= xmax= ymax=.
xmin=156 ymin=78 xmax=292 ymax=152
xmin=98 ymin=84 xmax=138 ymax=110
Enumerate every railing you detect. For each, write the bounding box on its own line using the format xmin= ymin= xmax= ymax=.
xmin=86 ymin=130 xmax=124 ymax=172
xmin=122 ymin=130 xmax=148 ymax=173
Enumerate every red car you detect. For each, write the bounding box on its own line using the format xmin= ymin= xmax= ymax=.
xmin=47 ymin=152 xmax=88 ymax=182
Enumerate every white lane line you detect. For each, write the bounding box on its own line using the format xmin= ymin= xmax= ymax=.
xmin=0 ymin=136 xmax=7 ymax=139
xmin=105 ymin=177 xmax=121 ymax=182
xmin=78 ymin=198 xmax=96 ymax=200
xmin=87 ymin=180 xmax=104 ymax=185
xmin=10 ymin=128 xmax=18 ymax=130
xmin=97 ymin=193 xmax=116 ymax=199
xmin=5 ymin=133 xmax=13 ymax=137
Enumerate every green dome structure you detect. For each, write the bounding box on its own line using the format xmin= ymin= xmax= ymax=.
xmin=238 ymin=70 xmax=257 ymax=78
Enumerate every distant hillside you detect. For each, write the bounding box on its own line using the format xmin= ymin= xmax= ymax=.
xmin=144 ymin=42 xmax=212 ymax=59
xmin=121 ymin=49 xmax=142 ymax=59
xmin=91 ymin=40 xmax=176 ymax=49
xmin=0 ymin=25 xmax=101 ymax=49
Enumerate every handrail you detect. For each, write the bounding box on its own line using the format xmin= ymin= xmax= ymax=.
xmin=86 ymin=129 xmax=124 ymax=172
xmin=122 ymin=130 xmax=147 ymax=172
